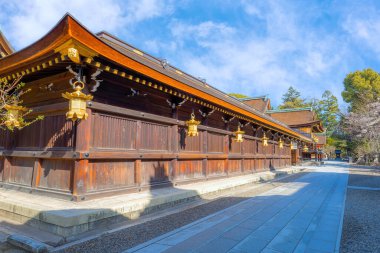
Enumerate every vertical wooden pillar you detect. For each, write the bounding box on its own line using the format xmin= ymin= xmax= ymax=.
xmin=2 ymin=130 xmax=12 ymax=183
xmin=171 ymin=125 xmax=179 ymax=182
xmin=202 ymin=130 xmax=208 ymax=178
xmin=135 ymin=120 xmax=142 ymax=186
xmin=72 ymin=108 xmax=92 ymax=200
xmin=31 ymin=159 xmax=42 ymax=188
xmin=224 ymin=133 xmax=229 ymax=176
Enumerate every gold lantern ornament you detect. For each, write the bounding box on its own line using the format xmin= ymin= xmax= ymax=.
xmin=185 ymin=113 xmax=200 ymax=137
xmin=62 ymin=81 xmax=93 ymax=121
xmin=233 ymin=126 xmax=245 ymax=143
xmin=279 ymin=138 xmax=284 ymax=149
xmin=262 ymin=133 xmax=269 ymax=146
xmin=303 ymin=144 xmax=309 ymax=152
xmin=4 ymin=104 xmax=28 ymax=129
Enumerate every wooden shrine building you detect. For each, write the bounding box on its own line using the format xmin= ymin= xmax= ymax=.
xmin=0 ymin=14 xmax=313 ymax=201
xmin=239 ymin=96 xmax=271 ymax=113
xmin=267 ymin=107 xmax=326 ymax=163
xmin=0 ymin=31 xmax=14 ymax=58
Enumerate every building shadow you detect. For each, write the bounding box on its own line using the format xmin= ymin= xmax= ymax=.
xmin=0 ymin=167 xmax=346 ymax=253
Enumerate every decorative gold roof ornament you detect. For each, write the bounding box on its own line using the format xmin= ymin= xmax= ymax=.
xmin=4 ymin=104 xmax=28 ymax=130
xmin=67 ymin=47 xmax=80 ymax=63
xmin=279 ymin=138 xmax=284 ymax=149
xmin=262 ymin=133 xmax=269 ymax=146
xmin=185 ymin=113 xmax=200 ymax=137
xmin=62 ymin=81 xmax=93 ymax=121
xmin=233 ymin=126 xmax=245 ymax=143
xmin=313 ymin=136 xmax=319 ymax=143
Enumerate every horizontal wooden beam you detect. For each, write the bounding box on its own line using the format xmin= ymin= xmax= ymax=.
xmin=0 ymin=150 xmax=80 ymax=159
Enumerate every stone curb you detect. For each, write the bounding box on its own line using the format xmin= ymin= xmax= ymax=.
xmin=7 ymin=234 xmax=49 ymax=253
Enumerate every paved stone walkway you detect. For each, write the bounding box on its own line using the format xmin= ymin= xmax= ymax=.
xmin=126 ymin=162 xmax=348 ymax=253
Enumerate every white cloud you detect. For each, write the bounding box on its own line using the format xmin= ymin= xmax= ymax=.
xmin=343 ymin=13 xmax=380 ymax=56
xmin=0 ymin=0 xmax=173 ymax=49
xmin=155 ymin=1 xmax=349 ymax=106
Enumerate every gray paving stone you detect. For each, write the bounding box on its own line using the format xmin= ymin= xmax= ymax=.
xmin=221 ymin=227 xmax=253 ymax=241
xmin=129 ymin=162 xmax=349 ymax=253
xmin=195 ymin=237 xmax=238 ymax=253
xmin=233 ymin=235 xmax=269 ymax=253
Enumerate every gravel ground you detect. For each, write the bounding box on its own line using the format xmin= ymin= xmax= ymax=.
xmin=54 ymin=172 xmax=307 ymax=253
xmin=340 ymin=169 xmax=380 ymax=253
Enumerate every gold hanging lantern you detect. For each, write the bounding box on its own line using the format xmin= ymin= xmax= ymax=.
xmin=62 ymin=81 xmax=93 ymax=121
xmin=279 ymin=138 xmax=284 ymax=149
xmin=185 ymin=113 xmax=200 ymax=137
xmin=233 ymin=126 xmax=245 ymax=143
xmin=303 ymin=144 xmax=309 ymax=152
xmin=4 ymin=104 xmax=28 ymax=129
xmin=262 ymin=133 xmax=269 ymax=146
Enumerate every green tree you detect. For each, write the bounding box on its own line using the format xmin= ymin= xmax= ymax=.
xmin=279 ymin=86 xmax=307 ymax=109
xmin=342 ymin=68 xmax=380 ymax=112
xmin=229 ymin=93 xmax=248 ymax=99
xmin=0 ymin=76 xmax=43 ymax=130
xmin=318 ymin=90 xmax=340 ymax=134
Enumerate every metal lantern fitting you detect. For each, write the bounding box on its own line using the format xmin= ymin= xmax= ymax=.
xmin=279 ymin=138 xmax=284 ymax=149
xmin=62 ymin=81 xmax=93 ymax=121
xmin=262 ymin=133 xmax=269 ymax=146
xmin=303 ymin=144 xmax=309 ymax=152
xmin=185 ymin=113 xmax=200 ymax=137
xmin=233 ymin=126 xmax=245 ymax=143
xmin=4 ymin=104 xmax=28 ymax=129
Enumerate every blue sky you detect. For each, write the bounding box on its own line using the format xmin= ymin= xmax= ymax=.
xmin=1 ymin=0 xmax=380 ymax=108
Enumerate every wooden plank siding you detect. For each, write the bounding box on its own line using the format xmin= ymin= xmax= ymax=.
xmin=0 ymin=73 xmax=295 ymax=201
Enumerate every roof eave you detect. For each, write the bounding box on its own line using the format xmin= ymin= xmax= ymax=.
xmin=0 ymin=14 xmax=311 ymax=142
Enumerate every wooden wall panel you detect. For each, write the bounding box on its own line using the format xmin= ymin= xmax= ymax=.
xmin=207 ymin=133 xmax=224 ymax=153
xmin=255 ymin=159 xmax=264 ymax=172
xmin=141 ymin=122 xmax=169 ymax=151
xmin=228 ymin=160 xmax=241 ymax=174
xmin=230 ymin=141 xmax=241 ymax=154
xmin=207 ymin=160 xmax=225 ymax=176
xmin=179 ymin=127 xmax=202 ymax=152
xmin=176 ymin=160 xmax=204 ymax=180
xmin=92 ymin=113 xmax=137 ymax=150
xmin=243 ymin=159 xmax=255 ymax=172
xmin=8 ymin=158 xmax=34 ymax=186
xmin=0 ymin=130 xmax=6 ymax=149
xmin=257 ymin=141 xmax=263 ymax=154
xmin=0 ymin=158 xmax=3 ymax=182
xmin=39 ymin=159 xmax=73 ymax=191
xmin=87 ymin=160 xmax=135 ymax=191
xmin=15 ymin=121 xmax=41 ymax=149
xmin=273 ymin=159 xmax=280 ymax=168
xmin=243 ymin=139 xmax=255 ymax=154
xmin=41 ymin=115 xmax=74 ymax=149
xmin=265 ymin=159 xmax=271 ymax=170
xmin=141 ymin=160 xmax=170 ymax=184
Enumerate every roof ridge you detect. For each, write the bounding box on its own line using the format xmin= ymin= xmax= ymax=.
xmin=267 ymin=107 xmax=313 ymax=113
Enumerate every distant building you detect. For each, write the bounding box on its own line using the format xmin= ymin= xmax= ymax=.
xmin=266 ymin=107 xmax=326 ymax=163
xmin=240 ymin=96 xmax=271 ymax=113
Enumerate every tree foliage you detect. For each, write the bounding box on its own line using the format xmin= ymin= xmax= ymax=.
xmin=229 ymin=93 xmax=249 ymax=99
xmin=0 ymin=76 xmax=43 ymax=130
xmin=279 ymin=86 xmax=308 ymax=109
xmin=342 ymin=69 xmax=380 ymax=164
xmin=343 ymin=100 xmax=380 ymax=164
xmin=313 ymin=90 xmax=340 ymax=135
xmin=342 ymin=68 xmax=380 ymax=112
